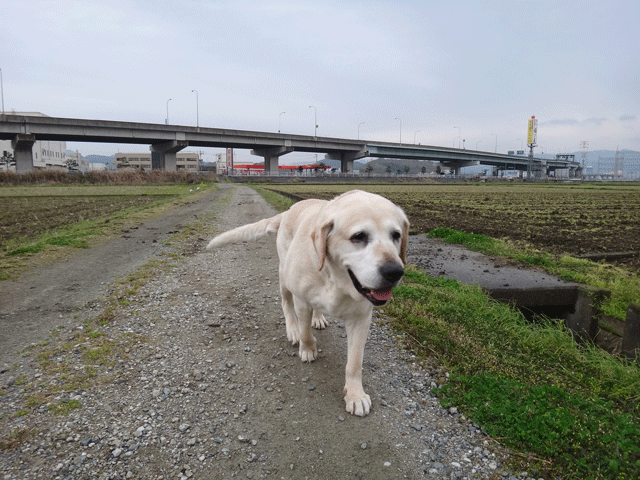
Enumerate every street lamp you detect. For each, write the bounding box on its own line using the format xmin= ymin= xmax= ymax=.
xmin=454 ymin=126 xmax=461 ymax=148
xmin=166 ymin=98 xmax=172 ymax=125
xmin=0 ymin=68 xmax=4 ymax=114
xmin=279 ymin=111 xmax=285 ymax=133
xmin=309 ymin=106 xmax=317 ymax=136
xmin=491 ymin=133 xmax=497 ymax=153
xmin=358 ymin=122 xmax=364 ymax=140
xmin=191 ymin=90 xmax=199 ymax=127
xmin=394 ymin=117 xmax=401 ymax=143
xmin=414 ymin=130 xmax=421 ymax=145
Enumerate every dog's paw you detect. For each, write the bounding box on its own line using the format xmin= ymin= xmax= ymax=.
xmin=286 ymin=326 xmax=300 ymax=345
xmin=312 ymin=313 xmax=329 ymax=330
xmin=343 ymin=386 xmax=372 ymax=416
xmin=299 ymin=342 xmax=317 ymax=363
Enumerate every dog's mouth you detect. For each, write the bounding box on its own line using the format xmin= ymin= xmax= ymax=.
xmin=348 ymin=270 xmax=393 ymax=306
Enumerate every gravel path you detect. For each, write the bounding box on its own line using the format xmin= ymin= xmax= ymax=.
xmin=1 ymin=184 xmax=536 ymax=480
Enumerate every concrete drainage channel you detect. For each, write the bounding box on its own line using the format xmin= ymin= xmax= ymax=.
xmin=407 ymin=235 xmax=640 ymax=359
xmin=489 ymin=284 xmax=640 ymax=358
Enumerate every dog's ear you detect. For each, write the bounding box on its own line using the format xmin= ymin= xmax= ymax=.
xmin=400 ymin=219 xmax=409 ymax=265
xmin=311 ymin=219 xmax=333 ymax=270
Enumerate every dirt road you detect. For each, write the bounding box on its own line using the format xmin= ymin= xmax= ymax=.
xmin=0 ymin=187 xmax=229 ymax=367
xmin=1 ymin=184 xmax=514 ymax=479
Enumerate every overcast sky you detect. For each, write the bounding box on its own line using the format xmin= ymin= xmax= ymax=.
xmin=2 ymin=0 xmax=639 ymax=163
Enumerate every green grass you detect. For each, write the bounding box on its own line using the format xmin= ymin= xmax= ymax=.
xmin=48 ymin=399 xmax=82 ymax=415
xmin=440 ymin=374 xmax=640 ymax=478
xmin=427 ymin=227 xmax=640 ymax=320
xmin=384 ymin=266 xmax=640 ymax=479
xmin=250 ymin=184 xmax=296 ymax=212
xmin=8 ymin=232 xmax=90 ymax=255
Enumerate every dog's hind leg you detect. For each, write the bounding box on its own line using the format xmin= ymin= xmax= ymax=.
xmin=311 ymin=311 xmax=329 ymax=329
xmin=293 ymin=298 xmax=317 ymax=363
xmin=280 ymin=285 xmax=300 ymax=345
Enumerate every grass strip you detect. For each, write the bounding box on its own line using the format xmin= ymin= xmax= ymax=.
xmin=427 ymin=227 xmax=640 ymax=320
xmin=384 ymin=266 xmax=640 ymax=478
xmin=249 ymin=184 xmax=296 ymax=212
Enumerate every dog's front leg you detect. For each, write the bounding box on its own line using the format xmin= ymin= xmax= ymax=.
xmin=343 ymin=315 xmax=372 ymax=416
xmin=293 ymin=299 xmax=317 ymax=362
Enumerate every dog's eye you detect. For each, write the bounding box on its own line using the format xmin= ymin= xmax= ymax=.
xmin=350 ymin=231 xmax=368 ymax=244
xmin=391 ymin=230 xmax=401 ymax=242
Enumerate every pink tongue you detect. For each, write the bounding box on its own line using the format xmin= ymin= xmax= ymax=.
xmin=371 ymin=289 xmax=392 ymax=301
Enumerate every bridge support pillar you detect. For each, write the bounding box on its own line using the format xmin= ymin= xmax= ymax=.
xmin=251 ymin=146 xmax=293 ymax=175
xmin=150 ymin=140 xmax=187 ymax=172
xmin=441 ymin=160 xmax=478 ymax=176
xmin=324 ymin=149 xmax=367 ymax=174
xmin=11 ymin=134 xmax=36 ymax=173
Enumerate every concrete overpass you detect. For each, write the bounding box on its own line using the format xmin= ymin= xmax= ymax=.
xmin=0 ymin=114 xmax=581 ymax=176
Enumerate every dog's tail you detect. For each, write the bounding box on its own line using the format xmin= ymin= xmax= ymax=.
xmin=206 ymin=213 xmax=283 ymax=250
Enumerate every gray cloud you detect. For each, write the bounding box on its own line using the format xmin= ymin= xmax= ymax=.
xmin=619 ymin=114 xmax=637 ymax=122
xmin=540 ymin=118 xmax=580 ymax=127
xmin=583 ymin=117 xmax=608 ymax=126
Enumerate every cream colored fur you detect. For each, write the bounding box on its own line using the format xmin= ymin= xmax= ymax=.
xmin=207 ymin=190 xmax=409 ymax=416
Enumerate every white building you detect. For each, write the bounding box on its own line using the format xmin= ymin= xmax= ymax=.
xmin=65 ymin=150 xmax=93 ymax=173
xmin=115 ymin=152 xmax=200 ymax=171
xmin=0 ymin=112 xmax=67 ymax=171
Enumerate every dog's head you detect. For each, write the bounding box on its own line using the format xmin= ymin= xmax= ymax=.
xmin=312 ymin=190 xmax=409 ymax=306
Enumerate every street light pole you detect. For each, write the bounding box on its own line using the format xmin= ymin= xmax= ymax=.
xmin=491 ymin=133 xmax=497 ymax=153
xmin=358 ymin=122 xmax=364 ymax=140
xmin=191 ymin=90 xmax=199 ymax=127
xmin=309 ymin=106 xmax=317 ymax=136
xmin=394 ymin=117 xmax=401 ymax=143
xmin=0 ymin=68 xmax=4 ymax=114
xmin=166 ymin=99 xmax=172 ymax=125
xmin=279 ymin=111 xmax=285 ymax=133
xmin=414 ymin=130 xmax=421 ymax=145
xmin=454 ymin=126 xmax=461 ymax=148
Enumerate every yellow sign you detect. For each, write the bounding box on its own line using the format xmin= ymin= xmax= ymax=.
xmin=527 ymin=116 xmax=538 ymax=146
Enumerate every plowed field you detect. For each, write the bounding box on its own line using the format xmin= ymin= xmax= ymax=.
xmin=263 ymin=183 xmax=640 ymax=271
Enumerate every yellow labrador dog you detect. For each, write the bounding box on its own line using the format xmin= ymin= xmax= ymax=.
xmin=206 ymin=190 xmax=409 ymax=416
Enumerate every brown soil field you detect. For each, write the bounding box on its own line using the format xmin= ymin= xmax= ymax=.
xmin=263 ymin=183 xmax=640 ymax=271
xmin=0 ymin=195 xmax=172 ymax=247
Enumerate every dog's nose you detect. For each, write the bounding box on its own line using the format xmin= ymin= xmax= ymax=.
xmin=379 ymin=262 xmax=404 ymax=284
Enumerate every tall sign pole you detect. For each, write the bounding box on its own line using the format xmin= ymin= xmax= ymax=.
xmin=226 ymin=148 xmax=234 ymax=174
xmin=527 ymin=115 xmax=538 ymax=180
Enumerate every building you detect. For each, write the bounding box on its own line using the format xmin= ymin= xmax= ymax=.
xmin=65 ymin=150 xmax=93 ymax=173
xmin=115 ymin=152 xmax=200 ymax=171
xmin=0 ymin=112 xmax=67 ymax=171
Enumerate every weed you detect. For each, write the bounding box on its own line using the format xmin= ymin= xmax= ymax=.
xmin=83 ymin=345 xmax=112 ymax=363
xmin=48 ymin=399 xmax=82 ymax=415
xmin=0 ymin=428 xmax=34 ymax=451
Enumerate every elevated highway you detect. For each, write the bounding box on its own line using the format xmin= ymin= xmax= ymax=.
xmin=0 ymin=114 xmax=581 ymax=176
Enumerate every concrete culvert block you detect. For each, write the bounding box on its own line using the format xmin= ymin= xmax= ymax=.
xmin=622 ymin=303 xmax=640 ymax=360
xmin=564 ymin=286 xmax=610 ymax=343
